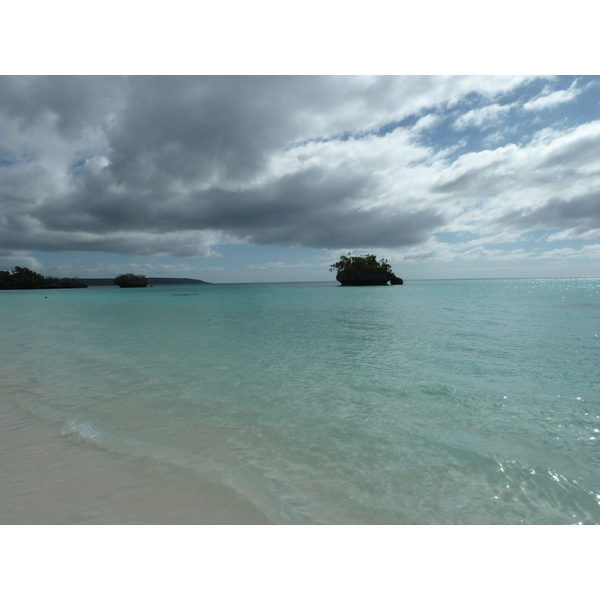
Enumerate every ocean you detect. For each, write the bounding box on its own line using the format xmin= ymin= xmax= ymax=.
xmin=1 ymin=278 xmax=599 ymax=524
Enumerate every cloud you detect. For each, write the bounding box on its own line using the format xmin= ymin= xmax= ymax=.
xmin=501 ymin=193 xmax=600 ymax=235
xmin=453 ymin=103 xmax=513 ymax=130
xmin=432 ymin=119 xmax=600 ymax=237
xmin=412 ymin=113 xmax=440 ymax=131
xmin=0 ymin=251 xmax=42 ymax=271
xmin=522 ymin=79 xmax=582 ymax=111
xmin=1 ymin=75 xmax=598 ymax=265
xmin=546 ymin=227 xmax=600 ymax=242
xmin=536 ymin=244 xmax=600 ymax=262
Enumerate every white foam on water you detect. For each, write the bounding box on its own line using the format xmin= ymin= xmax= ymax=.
xmin=60 ymin=419 xmax=102 ymax=444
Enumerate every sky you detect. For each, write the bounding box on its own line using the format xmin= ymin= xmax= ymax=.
xmin=2 ymin=75 xmax=600 ymax=283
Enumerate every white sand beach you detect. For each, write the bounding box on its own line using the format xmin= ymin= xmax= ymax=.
xmin=0 ymin=391 xmax=271 ymax=525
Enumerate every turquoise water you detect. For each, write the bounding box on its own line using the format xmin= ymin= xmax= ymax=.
xmin=1 ymin=279 xmax=600 ymax=524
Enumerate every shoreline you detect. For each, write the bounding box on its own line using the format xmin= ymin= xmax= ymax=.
xmin=0 ymin=376 xmax=272 ymax=525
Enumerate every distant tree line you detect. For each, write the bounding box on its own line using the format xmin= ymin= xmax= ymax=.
xmin=0 ymin=266 xmax=88 ymax=290
xmin=330 ymin=254 xmax=394 ymax=275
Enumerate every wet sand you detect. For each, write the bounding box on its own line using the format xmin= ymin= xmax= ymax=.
xmin=0 ymin=397 xmax=272 ymax=525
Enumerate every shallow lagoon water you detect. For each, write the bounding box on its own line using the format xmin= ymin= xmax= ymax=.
xmin=1 ymin=279 xmax=600 ymax=524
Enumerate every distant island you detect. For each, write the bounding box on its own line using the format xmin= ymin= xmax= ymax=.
xmin=83 ymin=276 xmax=212 ymax=286
xmin=0 ymin=266 xmax=88 ymax=290
xmin=330 ymin=254 xmax=403 ymax=286
xmin=114 ymin=273 xmax=148 ymax=288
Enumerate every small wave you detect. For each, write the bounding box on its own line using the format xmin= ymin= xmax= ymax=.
xmin=18 ymin=397 xmax=117 ymax=448
xmin=17 ymin=396 xmax=308 ymax=523
xmin=60 ymin=419 xmax=102 ymax=444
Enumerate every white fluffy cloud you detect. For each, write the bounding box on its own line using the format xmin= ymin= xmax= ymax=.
xmin=453 ymin=103 xmax=513 ymax=130
xmin=523 ymin=79 xmax=583 ymax=111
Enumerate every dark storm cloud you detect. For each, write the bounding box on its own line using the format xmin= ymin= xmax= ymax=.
xmin=0 ymin=76 xmax=125 ymax=136
xmin=190 ymin=171 xmax=446 ymax=248
xmin=1 ymin=75 xmax=463 ymax=255
xmin=501 ymin=193 xmax=600 ymax=234
xmin=30 ymin=164 xmax=446 ymax=249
